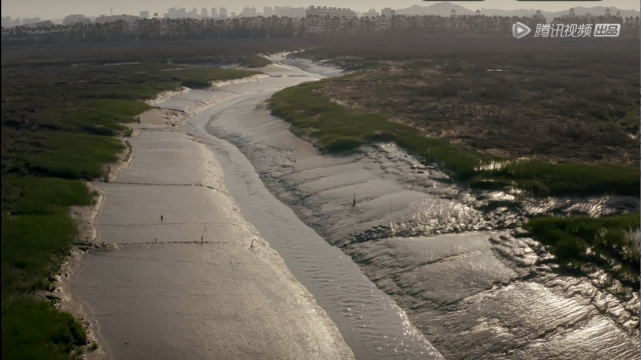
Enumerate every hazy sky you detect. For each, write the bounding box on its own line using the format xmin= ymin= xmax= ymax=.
xmin=2 ymin=0 xmax=637 ymax=19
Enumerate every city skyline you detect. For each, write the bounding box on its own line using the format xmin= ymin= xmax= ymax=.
xmin=2 ymin=0 xmax=638 ymax=19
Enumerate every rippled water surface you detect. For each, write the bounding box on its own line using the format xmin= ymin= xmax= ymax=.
xmin=185 ymin=58 xmax=639 ymax=359
xmin=197 ymin=127 xmax=442 ymax=359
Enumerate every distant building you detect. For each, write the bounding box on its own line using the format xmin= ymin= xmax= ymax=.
xmin=165 ymin=8 xmax=187 ymax=19
xmin=139 ymin=11 xmax=149 ymax=19
xmin=94 ymin=14 xmax=139 ymax=24
xmin=362 ymin=9 xmax=378 ymax=18
xmin=22 ymin=17 xmax=42 ymax=25
xmin=63 ymin=14 xmax=91 ymax=26
xmin=381 ymin=8 xmax=396 ymax=17
xmin=153 ymin=12 xmax=160 ymax=19
xmin=306 ymin=6 xmax=357 ymax=19
xmin=450 ymin=9 xmax=456 ymax=17
xmin=557 ymin=7 xmax=613 ymax=20
xmin=275 ymin=6 xmax=306 ymax=18
xmin=475 ymin=9 xmax=481 ymax=16
xmin=1 ymin=16 xmax=12 ymax=28
xmin=532 ymin=10 xmax=546 ymax=21
xmin=241 ymin=7 xmax=257 ymax=17
xmin=201 ymin=8 xmax=208 ymax=17
xmin=264 ymin=6 xmax=274 ymax=16
xmin=25 ymin=20 xmax=54 ymax=28
xmin=211 ymin=7 xmax=218 ymax=17
xmin=188 ymin=8 xmax=198 ymax=17
xmin=231 ymin=12 xmax=236 ymax=18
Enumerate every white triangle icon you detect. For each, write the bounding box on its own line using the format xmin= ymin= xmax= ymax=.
xmin=512 ymin=22 xmax=531 ymax=39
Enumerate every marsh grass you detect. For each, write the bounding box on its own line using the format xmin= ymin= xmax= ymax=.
xmin=2 ymin=298 xmax=88 ymax=360
xmin=473 ymin=162 xmax=640 ymax=196
xmin=56 ymin=99 xmax=150 ymax=135
xmin=1 ymin=176 xmax=93 ymax=359
xmin=3 ymin=63 xmax=259 ymax=179
xmin=293 ymin=39 xmax=638 ymax=172
xmin=1 ymin=54 xmax=261 ymax=360
xmin=523 ymin=213 xmax=640 ymax=289
xmin=240 ymin=55 xmax=272 ymax=68
xmin=270 ymin=81 xmax=640 ymax=196
xmin=1 ymin=175 xmax=93 ymax=216
xmin=618 ymin=104 xmax=640 ymax=135
xmin=22 ymin=131 xmax=126 ymax=179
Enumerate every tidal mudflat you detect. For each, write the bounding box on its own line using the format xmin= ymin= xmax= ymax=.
xmin=65 ymin=56 xmax=638 ymax=360
xmin=201 ymin=57 xmax=640 ymax=359
xmin=65 ymin=72 xmax=353 ymax=359
xmin=181 ymin=59 xmax=443 ymax=359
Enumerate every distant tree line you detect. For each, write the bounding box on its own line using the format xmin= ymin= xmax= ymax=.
xmin=2 ymin=14 xmax=639 ymax=44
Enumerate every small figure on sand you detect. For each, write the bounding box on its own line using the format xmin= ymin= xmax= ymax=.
xmin=201 ymin=236 xmax=203 ymax=245
xmin=161 ymin=215 xmax=163 ymax=223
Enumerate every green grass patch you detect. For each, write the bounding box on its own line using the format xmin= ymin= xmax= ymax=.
xmin=239 ymin=55 xmax=272 ymax=68
xmin=618 ymin=104 xmax=639 ymax=135
xmin=1 ymin=213 xmax=78 ymax=297
xmin=474 ymin=161 xmax=640 ymax=197
xmin=1 ymin=175 xmax=93 ymax=216
xmin=56 ymin=99 xmax=151 ymax=135
xmin=270 ymin=79 xmax=640 ymax=196
xmin=2 ymin=298 xmax=87 ymax=360
xmin=22 ymin=131 xmax=125 ymax=179
xmin=78 ymin=66 xmax=259 ymax=98
xmin=1 ymin=176 xmax=93 ymax=359
xmin=1 ymin=176 xmax=92 ymax=298
xmin=523 ymin=213 xmax=640 ymax=289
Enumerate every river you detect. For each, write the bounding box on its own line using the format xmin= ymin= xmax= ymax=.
xmin=68 ymin=55 xmax=638 ymax=360
xmin=185 ymin=55 xmax=639 ymax=359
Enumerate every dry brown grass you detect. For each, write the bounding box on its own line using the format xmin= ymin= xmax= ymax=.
xmin=301 ymin=38 xmax=639 ymax=166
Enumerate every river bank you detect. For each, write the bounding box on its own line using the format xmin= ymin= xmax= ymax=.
xmin=202 ymin=56 xmax=640 ymax=359
xmin=1 ymin=55 xmax=279 ymax=358
xmin=61 ymin=64 xmax=354 ymax=359
xmin=57 ymin=55 xmax=639 ymax=360
xmin=181 ymin=59 xmax=444 ymax=359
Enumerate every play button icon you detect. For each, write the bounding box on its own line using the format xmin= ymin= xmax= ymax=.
xmin=512 ymin=22 xmax=531 ymax=39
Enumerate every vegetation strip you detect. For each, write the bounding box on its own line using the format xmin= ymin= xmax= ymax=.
xmin=270 ymin=79 xmax=640 ymax=197
xmin=1 ymin=59 xmax=259 ymax=359
xmin=270 ymin=74 xmax=640 ymax=291
xmin=523 ymin=213 xmax=640 ymax=290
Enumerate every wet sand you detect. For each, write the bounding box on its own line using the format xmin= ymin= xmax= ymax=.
xmin=184 ymin=102 xmax=444 ymax=358
xmin=137 ymin=108 xmax=186 ymax=126
xmin=156 ymin=58 xmax=441 ymax=359
xmin=199 ymin=56 xmax=640 ymax=359
xmin=66 ymin=56 xmax=638 ymax=360
xmin=67 ymin=78 xmax=353 ymax=358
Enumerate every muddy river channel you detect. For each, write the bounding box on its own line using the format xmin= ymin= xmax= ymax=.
xmin=188 ymin=56 xmax=640 ymax=359
xmin=71 ymin=56 xmax=640 ymax=360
